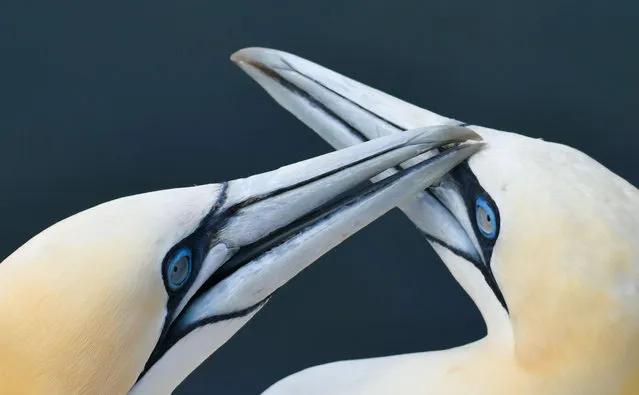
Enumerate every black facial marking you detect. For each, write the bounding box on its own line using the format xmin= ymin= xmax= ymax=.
xmin=138 ymin=140 xmax=418 ymax=381
xmin=445 ymin=163 xmax=508 ymax=311
xmin=139 ymin=183 xmax=230 ymax=381
xmin=450 ymin=164 xmax=500 ymax=254
xmin=159 ymin=183 xmax=229 ymax=311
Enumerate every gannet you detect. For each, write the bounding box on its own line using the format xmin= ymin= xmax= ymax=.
xmin=0 ymin=127 xmax=481 ymax=395
xmin=233 ymin=47 xmax=639 ymax=395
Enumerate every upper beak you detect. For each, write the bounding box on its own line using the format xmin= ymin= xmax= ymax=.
xmin=136 ymin=126 xmax=482 ymax=389
xmin=231 ymin=47 xmax=463 ymax=149
xmin=230 ymin=46 xmax=488 ymax=279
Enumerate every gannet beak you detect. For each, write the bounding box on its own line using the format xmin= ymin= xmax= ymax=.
xmin=135 ymin=126 xmax=483 ymax=388
xmin=231 ymin=47 xmax=462 ymax=150
xmin=231 ymin=47 xmax=492 ymax=291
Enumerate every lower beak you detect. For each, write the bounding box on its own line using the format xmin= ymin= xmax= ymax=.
xmin=137 ymin=126 xmax=482 ymax=388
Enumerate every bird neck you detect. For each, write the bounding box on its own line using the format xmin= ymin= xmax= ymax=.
xmin=0 ymin=273 xmax=138 ymax=395
xmin=438 ymin=250 xmax=639 ymax=393
xmin=0 ymin=251 xmax=165 ymax=395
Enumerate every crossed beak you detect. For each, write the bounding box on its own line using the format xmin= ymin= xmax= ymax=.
xmin=134 ymin=124 xmax=482 ymax=393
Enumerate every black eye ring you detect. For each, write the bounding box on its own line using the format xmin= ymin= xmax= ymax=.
xmin=166 ymin=247 xmax=193 ymax=291
xmin=475 ymin=197 xmax=497 ymax=240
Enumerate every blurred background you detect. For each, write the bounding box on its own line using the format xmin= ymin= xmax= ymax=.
xmin=1 ymin=0 xmax=637 ymax=393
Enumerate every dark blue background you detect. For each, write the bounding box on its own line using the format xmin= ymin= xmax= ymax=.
xmin=1 ymin=1 xmax=637 ymax=393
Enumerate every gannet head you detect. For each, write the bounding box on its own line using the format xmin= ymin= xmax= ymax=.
xmin=0 ymin=127 xmax=480 ymax=395
xmin=233 ymin=47 xmax=639 ymax=389
xmin=437 ymin=127 xmax=639 ymax=373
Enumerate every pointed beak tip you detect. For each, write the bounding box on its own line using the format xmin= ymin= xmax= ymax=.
xmin=448 ymin=126 xmax=483 ymax=143
xmin=231 ymin=48 xmax=285 ymax=79
xmin=230 ymin=48 xmax=254 ymax=65
xmin=465 ymin=128 xmax=483 ymax=142
xmin=409 ymin=125 xmax=484 ymax=148
xmin=231 ymin=47 xmax=282 ymax=65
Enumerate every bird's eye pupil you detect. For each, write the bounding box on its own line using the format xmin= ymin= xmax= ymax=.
xmin=166 ymin=248 xmax=192 ymax=291
xmin=475 ymin=197 xmax=497 ymax=240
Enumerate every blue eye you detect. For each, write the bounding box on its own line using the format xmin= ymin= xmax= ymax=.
xmin=475 ymin=197 xmax=497 ymax=240
xmin=166 ymin=248 xmax=192 ymax=291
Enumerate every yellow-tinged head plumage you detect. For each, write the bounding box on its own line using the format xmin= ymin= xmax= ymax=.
xmin=0 ymin=185 xmax=218 ymax=394
xmin=462 ymin=126 xmax=639 ymax=389
xmin=0 ymin=126 xmax=480 ymax=394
